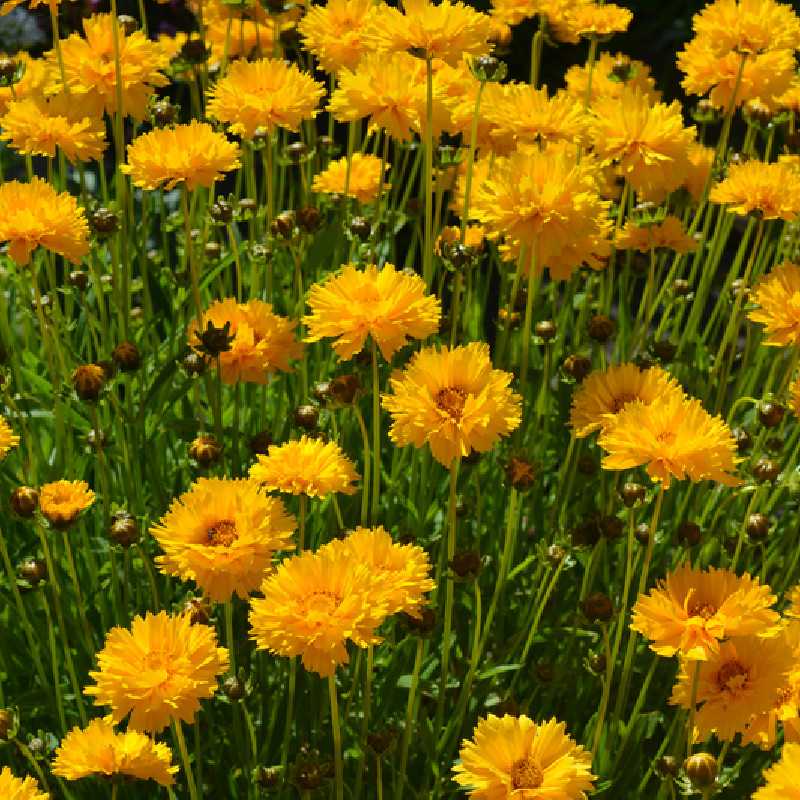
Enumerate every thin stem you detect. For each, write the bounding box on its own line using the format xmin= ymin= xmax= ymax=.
xmin=395 ymin=638 xmax=424 ymax=800
xmin=371 ymin=340 xmax=381 ymax=523
xmin=329 ymin=674 xmax=344 ymax=800
xmin=423 ymin=56 xmax=435 ymax=289
xmin=172 ymin=719 xmax=199 ymax=800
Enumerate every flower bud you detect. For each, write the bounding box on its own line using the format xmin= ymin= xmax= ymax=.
xmin=286 ymin=142 xmax=308 ymax=162
xmin=621 ymin=482 xmax=645 ymax=507
xmin=210 ymin=199 xmax=234 ymax=224
xmin=546 ymin=544 xmax=565 ymax=566
xmin=109 ymin=512 xmax=139 ymax=547
xmin=601 ymin=515 xmax=623 ymax=540
xmin=72 ymin=364 xmax=106 ymax=402
xmin=10 ymin=486 xmax=39 ymax=517
xmin=672 ymin=278 xmax=691 ymax=297
xmin=656 ymin=755 xmax=679 ymax=779
xmin=223 ymin=675 xmax=246 ymax=701
xmin=535 ymin=662 xmax=554 ymax=683
xmin=652 ymin=340 xmax=677 ymax=361
xmin=194 ymin=320 xmax=234 ymax=357
xmin=758 ymin=401 xmax=784 ymax=428
xmin=563 ymin=354 xmax=592 ymax=382
xmin=117 ymin=14 xmax=138 ymax=35
xmin=534 ymin=320 xmax=556 ymax=341
xmin=238 ymin=198 xmax=258 ymax=215
xmin=184 ymin=596 xmax=212 ymax=625
xmin=746 ymin=513 xmax=770 ymax=541
xmin=732 ymin=427 xmax=752 ymax=453
xmin=68 ymin=270 xmax=89 ymax=290
xmin=582 ymin=592 xmax=613 ymax=623
xmin=189 ymin=435 xmax=223 ymax=467
xmin=181 ymin=38 xmax=209 ymax=63
xmin=451 ymin=549 xmax=482 ymax=580
xmin=634 ymin=522 xmax=650 ymax=544
xmin=0 ymin=709 xmax=13 ymax=740
xmin=577 ymin=455 xmax=597 ymax=476
xmin=471 ymin=54 xmax=506 ymax=82
xmin=271 ymin=210 xmax=296 ymax=239
xmin=152 ymin=99 xmax=177 ymax=126
xmin=90 ymin=207 xmax=119 ymax=236
xmin=589 ymin=652 xmax=606 ymax=674
xmin=588 ymin=314 xmax=616 ymax=343
xmin=293 ymin=405 xmax=319 ymax=431
xmin=297 ymin=206 xmax=322 ymax=233
xmin=677 ymin=521 xmax=702 ymax=547
xmin=610 ymin=55 xmax=633 ymax=82
xmin=350 ymin=216 xmax=372 ymax=241
xmin=112 ymin=341 xmax=141 ymax=372
xmin=753 ymin=457 xmax=780 ymax=482
xmin=182 ymin=352 xmax=207 ymax=376
xmin=249 ymin=431 xmax=272 ymax=456
xmin=0 ymin=55 xmax=18 ymax=84
xmin=19 ymin=557 xmax=47 ymax=586
xmin=683 ymin=753 xmax=717 ymax=789
xmin=402 ymin=607 xmax=436 ymax=637
xmin=505 ymin=456 xmax=536 ymax=491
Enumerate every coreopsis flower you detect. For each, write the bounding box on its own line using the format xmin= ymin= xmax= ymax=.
xmin=207 ymin=58 xmax=324 ymax=139
xmin=567 ymin=1 xmax=632 ymax=39
xmin=670 ymin=633 xmax=794 ymax=741
xmin=0 ymin=55 xmax=52 ymax=115
xmin=0 ymin=93 xmax=106 ymax=162
xmin=778 ymin=79 xmax=800 ymax=112
xmin=564 ymin=52 xmax=661 ymax=104
xmin=0 ymin=768 xmax=47 ymax=800
xmin=453 ymin=714 xmax=595 ymax=798
xmin=122 ymin=121 xmax=241 ymax=191
xmin=748 ymin=262 xmax=800 ymax=346
xmin=569 ymin=363 xmax=683 ymax=438
xmin=630 ymin=564 xmax=780 ymax=660
xmin=249 ymin=436 xmax=359 ymax=498
xmin=364 ymin=0 xmax=493 ymax=65
xmin=85 ymin=611 xmax=229 ymax=733
xmin=304 ymin=263 xmax=441 ymax=360
xmin=0 ymin=178 xmax=89 ymax=266
xmin=615 ymin=216 xmax=699 ymax=254
xmin=39 ymin=479 xmax=95 ymax=530
xmin=590 ymin=89 xmax=695 ymax=199
xmin=298 ymin=0 xmax=379 ymax=72
xmin=150 ymin=478 xmax=296 ymax=602
xmin=382 ymin=342 xmax=522 ymax=466
xmin=598 ymin=393 xmax=740 ymax=489
xmin=312 ymin=153 xmax=389 ymax=204
xmin=489 ymin=0 xmax=539 ymax=26
xmin=710 ymin=161 xmax=800 ymax=220
xmin=52 ymin=719 xmax=177 ymax=786
xmin=753 ymin=742 xmax=800 ymax=799
xmin=320 ymin=526 xmax=435 ymax=617
xmin=51 ymin=14 xmax=169 ymax=119
xmin=684 ymin=141 xmax=715 ymax=201
xmin=472 ymin=144 xmax=613 ymax=281
xmin=249 ymin=545 xmax=387 ymax=676
xmin=0 ymin=416 xmax=20 ymax=460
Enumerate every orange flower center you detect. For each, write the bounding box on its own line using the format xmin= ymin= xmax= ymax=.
xmin=610 ymin=392 xmax=636 ymax=412
xmin=436 ymin=387 xmax=467 ymax=421
xmin=207 ymin=519 xmax=238 ymax=547
xmin=510 ymin=757 xmax=544 ymax=790
xmin=656 ymin=430 xmax=676 ymax=445
xmin=304 ymin=591 xmax=342 ymax=618
xmin=688 ymin=601 xmax=717 ymax=620
xmin=716 ymin=659 xmax=749 ymax=693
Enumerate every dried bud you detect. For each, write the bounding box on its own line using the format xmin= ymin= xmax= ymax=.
xmin=652 ymin=340 xmax=677 ymax=361
xmin=152 ymin=99 xmax=177 ymax=126
xmin=366 ymin=728 xmax=396 ymax=755
xmin=350 ymin=216 xmax=372 ymax=241
xmin=112 ymin=341 xmax=141 ymax=372
xmin=286 ymin=142 xmax=308 ymax=162
xmin=621 ymin=482 xmax=645 ymax=507
xmin=601 ymin=515 xmax=624 ymax=540
xmin=677 ymin=521 xmax=702 ymax=547
xmin=210 ymin=199 xmax=234 ymax=224
xmin=683 ymin=753 xmax=717 ymax=789
xmin=180 ymin=38 xmax=209 ymax=63
xmin=0 ymin=55 xmax=17 ymax=83
xmin=588 ymin=314 xmax=615 ymax=343
xmin=182 ymin=352 xmax=207 ymax=376
xmin=634 ymin=522 xmax=650 ymax=544
xmin=109 ymin=513 xmax=139 ymax=547
xmin=571 ymin=518 xmax=601 ymax=547
xmin=402 ymin=606 xmax=436 ymax=637
xmin=582 ymin=592 xmax=613 ymax=623
xmin=293 ymin=405 xmax=319 ymax=431
xmin=758 ymin=401 xmax=784 ymax=428
xmin=189 ymin=435 xmax=223 ymax=467
xmin=68 ymin=270 xmax=89 ymax=290
xmin=733 ymin=427 xmax=752 ymax=453
xmin=331 ymin=374 xmax=363 ymax=406
xmin=223 ymin=675 xmax=246 ymax=700
xmin=117 ymin=14 xmax=138 ymax=35
xmin=271 ymin=210 xmax=296 ymax=239
xmin=589 ymin=652 xmax=606 ymax=674
xmin=534 ymin=320 xmax=556 ymax=341
xmin=312 ymin=381 xmax=332 ymax=405
xmin=184 ymin=596 xmax=212 ymax=625
xmin=563 ymin=354 xmax=592 ymax=382
xmin=656 ymin=755 xmax=679 ymax=779
xmin=505 ymin=456 xmax=536 ymax=491
xmin=249 ymin=431 xmax=272 ymax=456
xmin=19 ymin=557 xmax=47 ymax=586
xmin=297 ymin=206 xmax=321 ymax=233
xmin=753 ymin=457 xmax=780 ymax=482
xmin=10 ymin=486 xmax=39 ymax=517
xmin=90 ymin=207 xmax=119 ymax=235
xmin=72 ymin=364 xmax=106 ymax=402
xmin=194 ymin=321 xmax=234 ymax=358
xmin=746 ymin=513 xmax=770 ymax=541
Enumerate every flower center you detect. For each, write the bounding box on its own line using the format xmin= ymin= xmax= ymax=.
xmin=207 ymin=519 xmax=238 ymax=547
xmin=688 ymin=601 xmax=717 ymax=620
xmin=304 ymin=591 xmax=342 ymax=618
xmin=716 ymin=659 xmax=749 ymax=693
xmin=436 ymin=387 xmax=467 ymax=421
xmin=776 ymin=686 xmax=794 ymax=708
xmin=656 ymin=430 xmax=676 ymax=444
xmin=510 ymin=757 xmax=544 ymax=790
xmin=611 ymin=392 xmax=636 ymax=412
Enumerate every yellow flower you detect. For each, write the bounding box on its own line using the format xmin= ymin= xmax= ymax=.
xmin=249 ymin=435 xmax=359 ymax=498
xmin=39 ymin=479 xmax=95 ymax=530
xmin=615 ymin=216 xmax=699 ymax=254
xmin=630 ymin=564 xmax=780 ymax=660
xmin=0 ymin=415 xmax=20 ymax=460
xmin=0 ymin=767 xmax=48 ymax=800
xmin=298 ymin=0 xmax=379 ymax=72
xmin=364 ymin=0 xmax=493 ymax=65
xmin=382 ymin=342 xmax=522 ymax=466
xmin=52 ymin=719 xmax=177 ymax=786
xmin=590 ymin=89 xmax=695 ymax=200
xmin=598 ymin=393 xmax=740 ymax=489
xmin=52 ymin=13 xmax=169 ymax=119
xmin=753 ymin=742 xmax=800 ymax=799
xmin=488 ymin=0 xmax=539 ymax=26
xmin=684 ymin=141 xmax=715 ymax=202
xmin=122 ymin=121 xmax=241 ymax=191
xmin=320 ymin=527 xmax=435 ymax=617
xmin=150 ymin=478 xmax=296 ymax=602
xmin=0 ymin=178 xmax=89 ymax=266
xmin=188 ymin=298 xmax=302 ymax=384
xmin=778 ymin=79 xmax=800 ymax=112
xmin=312 ymin=153 xmax=389 ymax=204
xmin=453 ymin=714 xmax=595 ymax=798
xmin=748 ymin=262 xmax=800 ymax=346
xmin=304 ymin=263 xmax=441 ymax=360
xmin=567 ymin=2 xmax=632 ymax=38
xmin=710 ymin=161 xmax=800 ymax=220
xmin=248 ymin=545 xmax=387 ymax=676
xmin=0 ymin=93 xmax=106 ymax=163
xmin=85 ymin=611 xmax=229 ymax=733
xmin=207 ymin=58 xmax=324 ymax=138
xmin=670 ymin=633 xmax=794 ymax=741
xmin=472 ymin=144 xmax=612 ymax=281
xmin=569 ymin=363 xmax=683 ymax=438
xmin=565 ymin=52 xmax=661 ymax=105
xmin=0 ymin=55 xmax=53 ymax=115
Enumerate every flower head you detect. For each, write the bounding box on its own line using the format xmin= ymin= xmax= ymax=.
xmin=565 ymin=52 xmax=661 ymax=105
xmin=122 ymin=121 xmax=241 ymax=191
xmin=0 ymin=415 xmax=20 ymax=460
xmin=150 ymin=478 xmax=296 ymax=602
xmin=382 ymin=342 xmax=522 ymax=466
xmin=304 ymin=263 xmax=441 ymax=360
xmin=567 ymin=2 xmax=632 ymax=38
xmin=453 ymin=714 xmax=595 ymax=798
xmin=615 ymin=216 xmax=698 ymax=254
xmin=569 ymin=363 xmax=683 ymax=438
xmin=312 ymin=153 xmax=389 ymax=204
xmin=753 ymin=742 xmax=800 ymax=799
xmin=85 ymin=611 xmax=229 ymax=732
xmin=631 ymin=564 xmax=780 ymax=660
xmin=39 ymin=479 xmax=95 ymax=530
xmin=748 ymin=262 xmax=800 ymax=346
xmin=598 ymin=393 xmax=740 ymax=489
xmin=0 ymin=768 xmax=47 ymax=800
xmin=52 ymin=719 xmax=177 ymax=786
xmin=249 ymin=546 xmax=387 ymax=676
xmin=298 ymin=0 xmax=379 ymax=72
xmin=249 ymin=436 xmax=359 ymax=498
xmin=710 ymin=161 xmax=800 ymax=220
xmin=0 ymin=55 xmax=53 ymax=116
xmin=0 ymin=178 xmax=89 ymax=266
xmin=188 ymin=298 xmax=302 ymax=384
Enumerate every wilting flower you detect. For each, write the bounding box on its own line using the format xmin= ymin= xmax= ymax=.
xmin=453 ymin=714 xmax=595 ymax=798
xmin=207 ymin=58 xmax=324 ymax=138
xmin=569 ymin=363 xmax=683 ymax=438
xmin=150 ymin=478 xmax=296 ymax=602
xmin=312 ymin=153 xmax=389 ymax=204
xmin=85 ymin=611 xmax=229 ymax=733
xmin=0 ymin=768 xmax=47 ymax=800
xmin=249 ymin=546 xmax=387 ymax=676
xmin=320 ymin=527 xmax=435 ymax=617
xmin=249 ymin=436 xmax=359 ymax=498
xmin=565 ymin=52 xmax=661 ymax=104
xmin=630 ymin=564 xmax=780 ymax=660
xmin=52 ymin=719 xmax=177 ymax=786
xmin=39 ymin=480 xmax=95 ymax=530
xmin=0 ymin=178 xmax=89 ymax=266
xmin=748 ymin=262 xmax=800 ymax=346
xmin=382 ymin=342 xmax=522 ymax=466
xmin=304 ymin=263 xmax=441 ymax=360
xmin=298 ymin=0 xmax=379 ymax=72
xmin=598 ymin=393 xmax=740 ymax=489
xmin=122 ymin=121 xmax=241 ymax=191
xmin=753 ymin=742 xmax=800 ymax=799
xmin=188 ymin=299 xmax=302 ymax=384
xmin=615 ymin=216 xmax=699 ymax=254
xmin=670 ymin=633 xmax=794 ymax=741
xmin=710 ymin=161 xmax=800 ymax=220
xmin=0 ymin=416 xmax=20 ymax=460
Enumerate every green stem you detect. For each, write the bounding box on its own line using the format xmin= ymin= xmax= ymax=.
xmin=371 ymin=341 xmax=381 ymax=523
xmin=329 ymin=674 xmax=344 ymax=800
xmin=172 ymin=719 xmax=199 ymax=800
